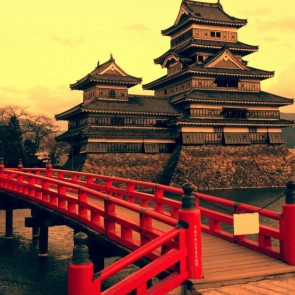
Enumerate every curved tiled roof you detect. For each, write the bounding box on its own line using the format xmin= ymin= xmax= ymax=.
xmin=162 ymin=1 xmax=247 ymax=36
xmin=82 ymin=95 xmax=179 ymax=116
xmin=171 ymin=90 xmax=293 ymax=106
xmin=176 ymin=117 xmax=294 ymax=127
xmin=85 ymin=126 xmax=179 ymax=139
xmin=143 ymin=65 xmax=273 ymax=90
xmin=155 ymin=40 xmax=258 ymax=64
xmin=55 ymin=95 xmax=180 ymax=120
xmin=56 ymin=126 xmax=179 ymax=141
xmin=70 ymin=56 xmax=142 ymax=90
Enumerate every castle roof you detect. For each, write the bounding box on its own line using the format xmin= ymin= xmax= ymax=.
xmin=56 ymin=126 xmax=179 ymax=141
xmin=170 ymin=90 xmax=294 ymax=107
xmin=143 ymin=66 xmax=274 ymax=90
xmin=175 ymin=117 xmax=294 ymax=128
xmin=70 ymin=55 xmax=142 ymax=90
xmin=55 ymin=95 xmax=180 ymax=120
xmin=155 ymin=40 xmax=258 ymax=65
xmin=162 ymin=0 xmax=247 ymax=36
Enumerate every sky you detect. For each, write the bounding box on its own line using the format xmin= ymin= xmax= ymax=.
xmin=1 ymin=0 xmax=295 ymax=124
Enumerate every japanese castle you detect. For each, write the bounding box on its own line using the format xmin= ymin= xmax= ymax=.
xmin=55 ymin=0 xmax=294 ymax=189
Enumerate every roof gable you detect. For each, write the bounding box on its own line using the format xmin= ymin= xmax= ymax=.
xmin=91 ymin=55 xmax=128 ymax=77
xmin=70 ymin=55 xmax=142 ymax=90
xmin=162 ymin=1 xmax=247 ymax=36
xmin=204 ymin=48 xmax=249 ymax=71
xmin=162 ymin=54 xmax=180 ymax=68
xmin=174 ymin=3 xmax=191 ymax=26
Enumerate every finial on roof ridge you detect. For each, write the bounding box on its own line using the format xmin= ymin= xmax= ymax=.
xmin=110 ymin=53 xmax=115 ymax=62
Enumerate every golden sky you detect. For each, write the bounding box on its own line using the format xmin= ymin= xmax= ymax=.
xmin=1 ymin=0 xmax=295 ymax=119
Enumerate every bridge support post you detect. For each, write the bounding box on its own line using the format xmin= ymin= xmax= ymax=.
xmin=31 ymin=209 xmax=39 ymax=240
xmin=178 ymin=183 xmax=203 ymax=279
xmin=283 ymin=180 xmax=295 ymax=265
xmin=88 ymin=237 xmax=105 ymax=273
xmin=5 ymin=208 xmax=13 ymax=239
xmin=39 ymin=220 xmax=49 ymax=257
xmin=68 ymin=232 xmax=95 ymax=295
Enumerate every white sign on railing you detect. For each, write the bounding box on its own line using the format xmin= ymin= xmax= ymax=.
xmin=233 ymin=212 xmax=259 ymax=235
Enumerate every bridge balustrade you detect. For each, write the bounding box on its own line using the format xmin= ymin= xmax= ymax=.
xmin=3 ymin=166 xmax=295 ymax=293
xmin=0 ymin=168 xmax=196 ymax=294
xmin=18 ymin=167 xmax=283 ymax=260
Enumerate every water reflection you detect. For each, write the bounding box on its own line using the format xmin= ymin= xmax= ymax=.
xmin=203 ymin=187 xmax=286 ymax=213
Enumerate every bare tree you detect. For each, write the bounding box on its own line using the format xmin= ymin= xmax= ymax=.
xmin=0 ymin=105 xmax=28 ymax=125
xmin=23 ymin=114 xmax=59 ymax=150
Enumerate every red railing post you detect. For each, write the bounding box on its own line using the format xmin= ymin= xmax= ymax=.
xmin=46 ymin=160 xmax=52 ymax=177
xmin=178 ymin=183 xmax=203 ymax=279
xmin=140 ymin=209 xmax=152 ymax=246
xmin=18 ymin=159 xmax=23 ymax=171
xmin=78 ymin=189 xmax=88 ymax=219
xmin=127 ymin=182 xmax=135 ymax=203
xmin=105 ymin=178 xmax=113 ymax=195
xmin=155 ymin=185 xmax=164 ymax=213
xmin=0 ymin=158 xmax=5 ymax=188
xmin=68 ymin=232 xmax=95 ymax=295
xmin=282 ymin=180 xmax=295 ymax=265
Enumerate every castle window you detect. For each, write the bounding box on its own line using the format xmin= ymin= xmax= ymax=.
xmin=222 ymin=108 xmax=248 ymax=119
xmin=111 ymin=117 xmax=124 ymax=126
xmin=197 ymin=56 xmax=204 ymax=63
xmin=109 ymin=89 xmax=116 ymax=98
xmin=215 ymin=79 xmax=238 ymax=88
xmin=211 ymin=31 xmax=221 ymax=38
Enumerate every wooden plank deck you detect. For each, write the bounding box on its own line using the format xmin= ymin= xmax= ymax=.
xmin=194 ymin=233 xmax=295 ymax=289
xmin=111 ymin=203 xmax=295 ymax=289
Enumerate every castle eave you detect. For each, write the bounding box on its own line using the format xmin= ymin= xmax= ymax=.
xmin=176 ymin=119 xmax=293 ymax=128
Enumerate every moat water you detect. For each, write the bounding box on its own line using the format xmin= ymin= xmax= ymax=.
xmin=0 ymin=187 xmax=286 ymax=295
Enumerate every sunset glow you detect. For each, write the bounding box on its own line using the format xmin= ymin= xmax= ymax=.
xmin=1 ymin=0 xmax=295 ymax=120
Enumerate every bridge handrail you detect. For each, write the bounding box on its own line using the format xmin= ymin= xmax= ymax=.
xmin=6 ymin=168 xmax=283 ymax=259
xmin=15 ymin=168 xmax=280 ymax=217
xmin=0 ymin=169 xmax=177 ymax=254
xmin=93 ymin=227 xmax=187 ymax=294
xmin=0 ymin=169 xmax=190 ymax=294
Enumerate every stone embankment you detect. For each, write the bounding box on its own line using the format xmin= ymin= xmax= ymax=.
xmin=171 ymin=145 xmax=295 ymax=190
xmin=78 ymin=145 xmax=295 ymax=190
xmin=83 ymin=153 xmax=173 ymax=184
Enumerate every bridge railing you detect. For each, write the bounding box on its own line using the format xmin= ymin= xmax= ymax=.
xmin=6 ymin=167 xmax=285 ymax=260
xmin=0 ymin=168 xmax=196 ymax=294
xmin=92 ymin=227 xmax=188 ymax=295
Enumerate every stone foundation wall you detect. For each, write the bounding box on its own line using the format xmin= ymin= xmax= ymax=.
xmin=82 ymin=153 xmax=175 ymax=184
xmin=171 ymin=145 xmax=295 ymax=190
xmin=76 ymin=145 xmax=295 ymax=190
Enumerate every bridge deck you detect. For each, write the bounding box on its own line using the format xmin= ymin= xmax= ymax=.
xmin=115 ymin=203 xmax=295 ymax=290
xmin=197 ymin=233 xmax=295 ymax=289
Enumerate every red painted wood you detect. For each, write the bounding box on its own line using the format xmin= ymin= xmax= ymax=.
xmin=0 ymin=167 xmax=291 ymax=294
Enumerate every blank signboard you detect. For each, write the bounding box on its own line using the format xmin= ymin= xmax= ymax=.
xmin=233 ymin=213 xmax=259 ymax=235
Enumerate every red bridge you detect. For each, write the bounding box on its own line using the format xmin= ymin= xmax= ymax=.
xmin=1 ymin=162 xmax=295 ymax=294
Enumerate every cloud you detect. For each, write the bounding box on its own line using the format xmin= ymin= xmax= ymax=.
xmin=26 ymin=85 xmax=81 ymax=118
xmin=254 ymin=17 xmax=295 ymax=33
xmin=50 ymin=35 xmax=85 ymax=47
xmin=267 ymin=63 xmax=295 ymax=99
xmin=0 ymin=86 xmax=23 ymax=94
xmin=238 ymin=8 xmax=273 ymax=17
xmin=126 ymin=23 xmax=149 ymax=32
